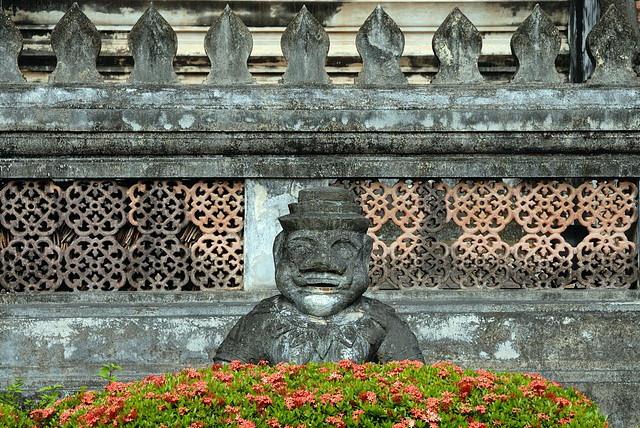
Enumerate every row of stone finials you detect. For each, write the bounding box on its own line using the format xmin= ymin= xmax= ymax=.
xmin=0 ymin=2 xmax=636 ymax=86
xmin=0 ymin=179 xmax=637 ymax=292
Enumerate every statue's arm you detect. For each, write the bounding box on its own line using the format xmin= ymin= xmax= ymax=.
xmin=214 ymin=306 xmax=271 ymax=364
xmin=376 ymin=313 xmax=425 ymax=364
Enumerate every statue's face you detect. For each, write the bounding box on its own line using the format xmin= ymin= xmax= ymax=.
xmin=274 ymin=228 xmax=373 ymax=317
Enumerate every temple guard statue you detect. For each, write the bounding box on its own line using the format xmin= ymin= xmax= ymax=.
xmin=215 ymin=187 xmax=424 ymax=364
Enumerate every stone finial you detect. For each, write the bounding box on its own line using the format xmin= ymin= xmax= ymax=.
xmin=280 ymin=6 xmax=331 ymax=85
xmin=0 ymin=11 xmax=25 ymax=83
xmin=49 ymin=3 xmax=102 ymax=84
xmin=587 ymin=5 xmax=639 ymax=84
xmin=600 ymin=0 xmax=640 ymax=36
xmin=128 ymin=3 xmax=178 ymax=84
xmin=355 ymin=6 xmax=407 ymax=85
xmin=432 ymin=7 xmax=483 ymax=84
xmin=204 ymin=5 xmax=254 ymax=85
xmin=510 ymin=4 xmax=563 ymax=84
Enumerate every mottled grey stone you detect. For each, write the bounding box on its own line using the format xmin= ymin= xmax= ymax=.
xmin=432 ymin=7 xmax=484 ymax=84
xmin=0 ymin=84 xmax=639 ymax=178
xmin=599 ymin=0 xmax=640 ymax=37
xmin=6 ymin=154 xmax=640 ymax=180
xmin=49 ymin=3 xmax=102 ymax=84
xmin=280 ymin=6 xmax=331 ymax=85
xmin=355 ymin=6 xmax=407 ymax=86
xmin=599 ymin=0 xmax=640 ymax=76
xmin=0 ymin=11 xmax=24 ymax=83
xmin=204 ymin=5 xmax=254 ymax=85
xmin=587 ymin=5 xmax=639 ymax=84
xmin=128 ymin=3 xmax=178 ymax=84
xmin=216 ymin=187 xmax=424 ymax=364
xmin=511 ymin=4 xmax=563 ymax=84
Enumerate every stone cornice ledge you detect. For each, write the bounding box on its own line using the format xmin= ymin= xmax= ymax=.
xmin=2 ymin=84 xmax=639 ymax=179
xmin=0 ymin=289 xmax=638 ymax=312
xmin=0 ymin=85 xmax=638 ymax=135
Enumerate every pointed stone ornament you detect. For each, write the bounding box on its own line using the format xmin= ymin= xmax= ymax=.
xmin=510 ymin=5 xmax=563 ymax=83
xmin=587 ymin=5 xmax=639 ymax=83
xmin=280 ymin=6 xmax=331 ymax=85
xmin=600 ymin=0 xmax=640 ymax=37
xmin=204 ymin=5 xmax=254 ymax=85
xmin=128 ymin=3 xmax=178 ymax=84
xmin=355 ymin=6 xmax=407 ymax=85
xmin=0 ymin=11 xmax=25 ymax=83
xmin=432 ymin=8 xmax=483 ymax=84
xmin=50 ymin=3 xmax=102 ymax=84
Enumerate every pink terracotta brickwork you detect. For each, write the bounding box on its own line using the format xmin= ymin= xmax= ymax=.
xmin=0 ymin=179 xmax=244 ymax=292
xmin=334 ymin=179 xmax=638 ymax=289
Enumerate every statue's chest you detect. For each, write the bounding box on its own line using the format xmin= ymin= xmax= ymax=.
xmin=266 ymin=318 xmax=385 ymax=364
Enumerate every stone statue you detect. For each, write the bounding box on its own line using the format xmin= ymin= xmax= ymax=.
xmin=215 ymin=187 xmax=424 ymax=364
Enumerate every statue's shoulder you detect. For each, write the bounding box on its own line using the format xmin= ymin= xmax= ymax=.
xmin=247 ymin=295 xmax=283 ymax=317
xmin=357 ymin=296 xmax=405 ymax=330
xmin=359 ymin=296 xmax=397 ymax=316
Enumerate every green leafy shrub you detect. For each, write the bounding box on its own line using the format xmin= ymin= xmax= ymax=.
xmin=0 ymin=360 xmax=608 ymax=427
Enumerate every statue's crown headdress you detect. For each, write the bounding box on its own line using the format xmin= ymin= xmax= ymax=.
xmin=278 ymin=187 xmax=370 ymax=232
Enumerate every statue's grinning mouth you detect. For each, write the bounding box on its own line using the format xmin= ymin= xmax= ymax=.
xmin=304 ymin=284 xmax=339 ymax=294
xmin=299 ymin=274 xmax=342 ymax=288
xmin=308 ymin=283 xmax=336 ymax=288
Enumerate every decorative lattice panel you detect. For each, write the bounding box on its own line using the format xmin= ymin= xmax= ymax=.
xmin=0 ymin=179 xmax=244 ymax=292
xmin=333 ymin=179 xmax=638 ymax=289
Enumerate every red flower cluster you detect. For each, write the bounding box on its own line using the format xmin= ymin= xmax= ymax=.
xmin=0 ymin=360 xmax=609 ymax=428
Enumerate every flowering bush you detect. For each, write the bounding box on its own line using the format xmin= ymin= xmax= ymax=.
xmin=1 ymin=360 xmax=608 ymax=427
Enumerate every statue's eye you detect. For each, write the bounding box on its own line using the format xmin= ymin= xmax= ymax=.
xmin=286 ymin=241 xmax=313 ymax=259
xmin=332 ymin=240 xmax=358 ymax=260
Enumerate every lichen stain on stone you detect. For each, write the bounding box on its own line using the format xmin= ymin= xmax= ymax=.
xmin=252 ymin=182 xmax=269 ymax=218
xmin=582 ymin=330 xmax=595 ymax=340
xmin=122 ymin=115 xmax=142 ymax=131
xmin=438 ymin=44 xmax=454 ymax=65
xmin=363 ymin=112 xmax=405 ymax=130
xmin=178 ymin=114 xmax=195 ymax=129
xmin=418 ymin=314 xmax=480 ymax=343
xmin=161 ymin=318 xmax=227 ymax=350
xmin=185 ymin=333 xmax=209 ymax=353
xmin=494 ymin=340 xmax=519 ymax=360
xmin=20 ymin=318 xmax=96 ymax=360
xmin=419 ymin=115 xmax=435 ymax=128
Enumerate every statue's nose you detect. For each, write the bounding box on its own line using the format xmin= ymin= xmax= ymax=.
xmin=299 ymin=249 xmax=347 ymax=275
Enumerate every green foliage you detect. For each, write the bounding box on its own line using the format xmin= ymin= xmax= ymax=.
xmin=37 ymin=385 xmax=65 ymax=408
xmin=97 ymin=364 xmax=122 ymax=384
xmin=0 ymin=361 xmax=610 ymax=428
xmin=0 ymin=378 xmax=24 ymax=407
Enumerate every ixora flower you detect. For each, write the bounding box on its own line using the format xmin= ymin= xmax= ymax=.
xmin=1 ymin=360 xmax=609 ymax=428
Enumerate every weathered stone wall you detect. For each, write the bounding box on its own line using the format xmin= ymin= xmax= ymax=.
xmin=0 ymin=2 xmax=639 ymax=427
xmin=1 ymin=290 xmax=638 ymax=427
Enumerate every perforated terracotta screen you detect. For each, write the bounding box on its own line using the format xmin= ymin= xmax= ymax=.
xmin=333 ymin=179 xmax=638 ymax=289
xmin=0 ymin=179 xmax=244 ymax=292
